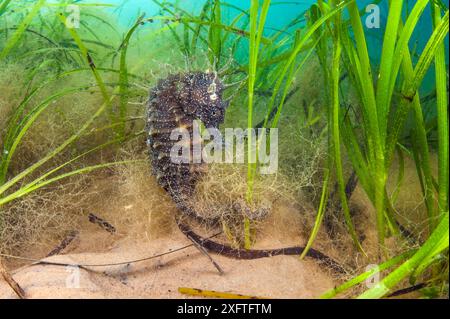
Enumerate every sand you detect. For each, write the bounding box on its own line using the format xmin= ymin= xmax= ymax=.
xmin=0 ymin=219 xmax=336 ymax=299
xmin=1 ymin=153 xmax=429 ymax=299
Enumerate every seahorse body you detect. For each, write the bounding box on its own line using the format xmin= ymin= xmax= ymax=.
xmin=147 ymin=72 xmax=345 ymax=274
xmin=147 ymin=72 xmax=226 ymax=219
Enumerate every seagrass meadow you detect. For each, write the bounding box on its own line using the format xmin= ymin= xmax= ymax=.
xmin=0 ymin=0 xmax=448 ymax=299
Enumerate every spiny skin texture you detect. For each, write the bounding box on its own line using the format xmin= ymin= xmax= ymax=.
xmin=147 ymin=72 xmax=226 ymax=218
xmin=147 ymin=72 xmax=345 ymax=274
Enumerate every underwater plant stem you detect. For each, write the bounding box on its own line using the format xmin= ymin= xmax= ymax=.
xmin=300 ymin=169 xmax=331 ymax=259
xmin=118 ymin=14 xmax=145 ymax=139
xmin=432 ymin=3 xmax=449 ymax=217
xmin=246 ymin=0 xmax=258 ymax=204
xmin=330 ymin=18 xmax=365 ymax=255
xmin=348 ymin=1 xmax=386 ymax=252
xmin=244 ymin=0 xmax=271 ymax=249
xmin=402 ymin=40 xmax=436 ymax=231
xmin=246 ymin=0 xmax=271 ymax=203
xmin=376 ymin=0 xmax=404 ymax=146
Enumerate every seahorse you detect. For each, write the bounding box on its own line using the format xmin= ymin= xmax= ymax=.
xmin=147 ymin=71 xmax=345 ymax=274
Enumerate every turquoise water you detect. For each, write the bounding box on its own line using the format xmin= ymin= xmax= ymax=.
xmin=86 ymin=1 xmax=448 ymax=54
xmin=85 ymin=0 xmax=446 ymax=93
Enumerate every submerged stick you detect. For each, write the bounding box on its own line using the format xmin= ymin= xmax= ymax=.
xmin=178 ymin=287 xmax=266 ymax=299
xmin=185 ymin=232 xmax=225 ymax=275
xmin=0 ymin=257 xmax=26 ymax=299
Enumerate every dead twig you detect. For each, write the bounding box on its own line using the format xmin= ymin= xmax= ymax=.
xmin=178 ymin=287 xmax=266 ymax=299
xmin=185 ymin=232 xmax=225 ymax=275
xmin=0 ymin=257 xmax=26 ymax=299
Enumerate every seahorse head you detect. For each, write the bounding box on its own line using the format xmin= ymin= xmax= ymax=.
xmin=177 ymin=72 xmax=228 ymax=128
